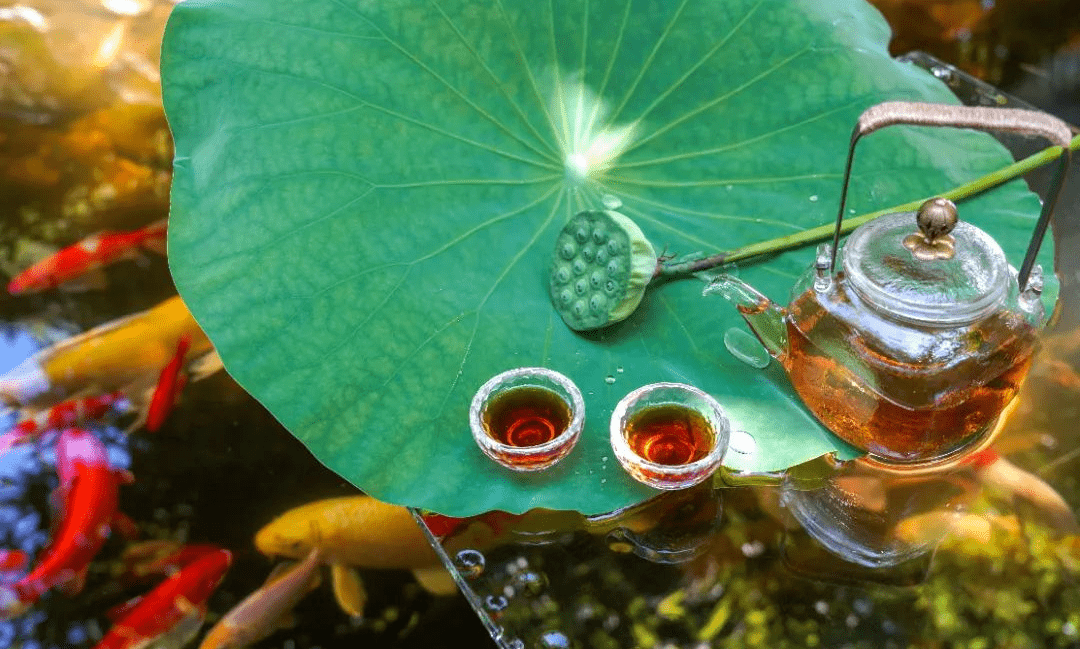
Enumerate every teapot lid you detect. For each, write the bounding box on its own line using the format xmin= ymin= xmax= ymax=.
xmin=842 ymin=198 xmax=1009 ymax=326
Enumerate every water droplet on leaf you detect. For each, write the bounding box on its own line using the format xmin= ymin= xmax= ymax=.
xmin=723 ymin=328 xmax=770 ymax=368
xmin=729 ymin=429 xmax=757 ymax=455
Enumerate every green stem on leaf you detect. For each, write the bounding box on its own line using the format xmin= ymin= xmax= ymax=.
xmin=656 ymin=133 xmax=1080 ymax=279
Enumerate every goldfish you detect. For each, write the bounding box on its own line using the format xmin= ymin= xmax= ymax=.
xmin=0 ymin=391 xmax=126 ymax=453
xmin=7 ymin=219 xmax=168 ymax=295
xmin=0 ymin=428 xmax=131 ymax=618
xmin=198 ymin=548 xmax=322 ymax=649
xmin=253 ymin=496 xmax=454 ymax=616
xmin=0 ymin=295 xmax=219 ymax=410
xmin=94 ymin=545 xmax=232 ymax=649
xmin=145 ymin=334 xmax=191 ymax=432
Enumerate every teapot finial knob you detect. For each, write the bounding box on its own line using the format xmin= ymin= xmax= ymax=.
xmin=904 ymin=197 xmax=957 ymax=260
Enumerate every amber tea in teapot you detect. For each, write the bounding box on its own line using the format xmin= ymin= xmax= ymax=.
xmin=784 ymin=274 xmax=1037 ymax=462
xmin=706 ymin=102 xmax=1071 ymax=463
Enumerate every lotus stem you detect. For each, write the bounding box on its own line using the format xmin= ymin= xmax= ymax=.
xmin=656 ymin=133 xmax=1080 ymax=278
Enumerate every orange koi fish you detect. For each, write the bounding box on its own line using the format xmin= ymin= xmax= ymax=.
xmin=0 ymin=428 xmax=131 ymax=618
xmin=254 ymin=496 xmax=454 ymax=613
xmin=198 ymin=548 xmax=321 ymax=649
xmin=7 ymin=219 xmax=168 ymax=295
xmin=0 ymin=296 xmax=218 ymax=409
xmin=94 ymin=546 xmax=232 ymax=649
xmin=144 ymin=335 xmax=190 ymax=433
xmin=0 ymin=391 xmax=126 ymax=453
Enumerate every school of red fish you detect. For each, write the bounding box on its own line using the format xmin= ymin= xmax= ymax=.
xmin=0 ymin=225 xmax=458 ymax=647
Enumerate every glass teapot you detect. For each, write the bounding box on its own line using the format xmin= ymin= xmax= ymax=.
xmin=705 ymin=101 xmax=1072 ymax=463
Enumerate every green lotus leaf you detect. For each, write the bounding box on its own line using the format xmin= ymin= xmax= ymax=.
xmin=162 ymin=0 xmax=1054 ymax=516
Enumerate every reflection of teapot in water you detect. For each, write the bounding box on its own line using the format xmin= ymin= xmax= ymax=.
xmin=705 ymin=102 xmax=1073 ymax=463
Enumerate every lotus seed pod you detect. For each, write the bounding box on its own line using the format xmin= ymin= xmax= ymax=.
xmin=549 ymin=210 xmax=657 ymax=331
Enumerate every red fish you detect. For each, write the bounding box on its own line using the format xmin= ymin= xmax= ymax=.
xmin=0 ymin=391 xmax=126 ymax=453
xmin=94 ymin=546 xmax=232 ymax=649
xmin=0 ymin=428 xmax=129 ymax=617
xmin=962 ymin=448 xmax=1000 ymax=470
xmin=420 ymin=510 xmax=522 ymax=539
xmin=117 ymin=543 xmax=226 ymax=586
xmin=145 ymin=335 xmax=191 ymax=432
xmin=7 ymin=219 xmax=168 ymax=295
xmin=0 ymin=550 xmax=28 ymax=573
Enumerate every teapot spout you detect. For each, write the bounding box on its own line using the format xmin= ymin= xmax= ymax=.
xmin=703 ymin=275 xmax=788 ymax=360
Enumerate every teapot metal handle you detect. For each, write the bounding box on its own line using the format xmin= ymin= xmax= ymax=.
xmin=830 ymin=101 xmax=1073 ymax=292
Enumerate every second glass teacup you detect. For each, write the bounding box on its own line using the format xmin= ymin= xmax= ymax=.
xmin=610 ymin=382 xmax=730 ymax=490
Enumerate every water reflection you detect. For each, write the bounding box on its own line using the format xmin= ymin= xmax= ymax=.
xmin=781 ymin=453 xmax=983 ymax=571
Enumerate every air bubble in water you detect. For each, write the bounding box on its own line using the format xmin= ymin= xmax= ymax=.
xmin=452 ymin=549 xmax=486 ymax=579
xmin=485 ymin=594 xmax=509 ymax=612
xmin=723 ymin=328 xmax=770 ymax=368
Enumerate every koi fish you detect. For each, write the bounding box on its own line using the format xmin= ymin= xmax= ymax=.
xmin=0 ymin=428 xmax=130 ymax=618
xmin=253 ymin=496 xmax=453 ymax=614
xmin=7 ymin=219 xmax=168 ymax=295
xmin=0 ymin=391 xmax=126 ymax=453
xmin=145 ymin=335 xmax=191 ymax=433
xmin=0 ymin=296 xmax=218 ymax=409
xmin=198 ymin=548 xmax=322 ymax=649
xmin=971 ymin=452 xmax=1080 ymax=534
xmin=94 ymin=545 xmax=232 ymax=649
xmin=255 ymin=496 xmax=441 ymax=571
